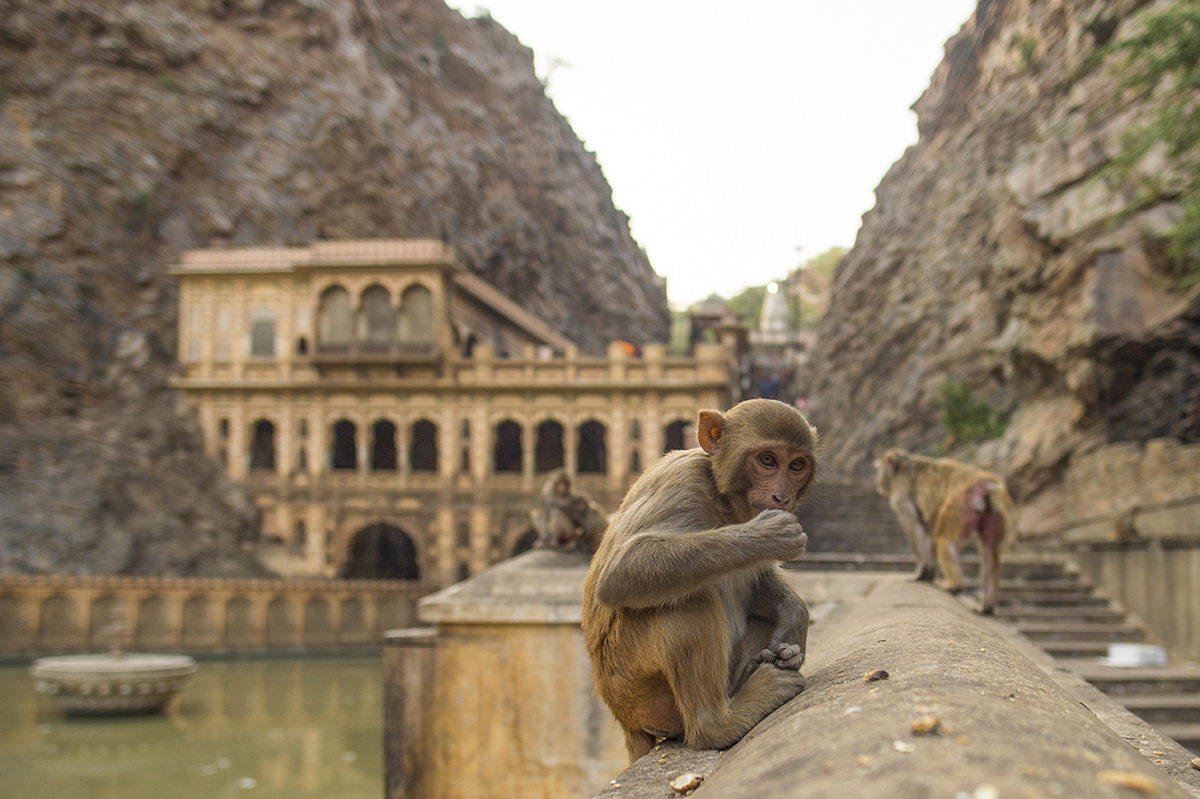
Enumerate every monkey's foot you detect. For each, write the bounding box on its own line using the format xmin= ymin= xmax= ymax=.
xmin=747 ymin=643 xmax=805 ymax=675
xmin=936 ymin=580 xmax=966 ymax=594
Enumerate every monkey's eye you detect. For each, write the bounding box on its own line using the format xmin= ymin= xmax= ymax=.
xmin=789 ymin=458 xmax=809 ymax=473
xmin=758 ymin=452 xmax=778 ymax=468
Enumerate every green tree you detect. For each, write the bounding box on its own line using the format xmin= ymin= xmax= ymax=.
xmin=726 ymin=285 xmax=767 ymax=330
xmin=937 ymin=379 xmax=1005 ymax=445
xmin=1105 ymin=0 xmax=1200 ymax=287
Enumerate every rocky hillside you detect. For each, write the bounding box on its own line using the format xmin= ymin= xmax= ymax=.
xmin=808 ymin=0 xmax=1200 ymax=532
xmin=0 ymin=0 xmax=668 ymax=575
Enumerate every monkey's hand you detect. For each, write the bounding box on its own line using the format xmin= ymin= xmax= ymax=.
xmin=747 ymin=643 xmax=805 ymax=676
xmin=744 ymin=509 xmax=808 ymax=562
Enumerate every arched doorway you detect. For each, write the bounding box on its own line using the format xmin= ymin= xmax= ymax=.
xmin=250 ymin=419 xmax=276 ymax=470
xmin=535 ymin=419 xmax=564 ymax=472
xmin=494 ymin=420 xmax=522 ymax=473
xmin=664 ymin=419 xmax=690 ymax=452
xmin=410 ymin=419 xmax=438 ymax=472
xmin=332 ymin=419 xmax=357 ymax=470
xmin=577 ymin=419 xmax=607 ymax=473
xmin=371 ymin=420 xmax=397 ymax=470
xmin=340 ymin=523 xmax=420 ymax=580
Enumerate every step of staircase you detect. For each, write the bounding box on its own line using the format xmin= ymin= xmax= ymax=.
xmin=995 ymin=606 xmax=1128 ymax=625
xmin=999 ymin=590 xmax=1112 ymax=608
xmin=1059 ymin=660 xmax=1200 ymax=696
xmin=1039 ymin=640 xmax=1115 ymax=660
xmin=1015 ymin=622 xmax=1146 ymax=642
xmin=1114 ymin=693 xmax=1200 ymax=723
xmin=1155 ymin=722 xmax=1200 ymax=753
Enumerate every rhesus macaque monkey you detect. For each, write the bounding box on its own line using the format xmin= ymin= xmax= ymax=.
xmin=529 ymin=469 xmax=608 ymax=555
xmin=583 ymin=399 xmax=818 ymax=762
xmin=874 ymin=448 xmax=1016 ymax=614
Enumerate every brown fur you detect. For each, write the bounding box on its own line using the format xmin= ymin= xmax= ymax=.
xmin=529 ymin=469 xmax=609 ymax=555
xmin=874 ymin=448 xmax=1016 ymax=614
xmin=582 ymin=399 xmax=818 ymax=762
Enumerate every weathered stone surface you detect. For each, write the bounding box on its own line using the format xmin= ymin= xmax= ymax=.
xmin=0 ymin=0 xmax=667 ymax=575
xmin=592 ymin=580 xmax=1200 ymax=798
xmin=808 ymin=0 xmax=1200 ymax=527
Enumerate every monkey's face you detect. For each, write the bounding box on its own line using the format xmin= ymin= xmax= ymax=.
xmin=874 ymin=450 xmax=902 ymax=494
xmin=744 ymin=442 xmax=814 ymax=514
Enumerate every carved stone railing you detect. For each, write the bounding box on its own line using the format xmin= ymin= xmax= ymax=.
xmin=0 ymin=575 xmax=430 ymax=656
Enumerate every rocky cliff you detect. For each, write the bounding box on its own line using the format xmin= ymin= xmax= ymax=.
xmin=808 ymin=0 xmax=1200 ymax=532
xmin=0 ymin=0 xmax=668 ymax=575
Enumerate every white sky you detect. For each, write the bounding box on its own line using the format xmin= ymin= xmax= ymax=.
xmin=450 ymin=1 xmax=980 ymax=308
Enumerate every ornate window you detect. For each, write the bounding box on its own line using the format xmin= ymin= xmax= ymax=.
xmin=397 ymin=284 xmax=434 ymax=352
xmin=318 ymin=285 xmax=353 ymax=351
xmin=359 ymin=285 xmax=395 ymax=351
xmin=249 ymin=306 xmax=276 ymax=358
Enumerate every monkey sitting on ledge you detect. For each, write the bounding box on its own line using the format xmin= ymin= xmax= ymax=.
xmin=582 ymin=399 xmax=818 ymax=762
xmin=529 ymin=469 xmax=608 ymax=556
xmin=874 ymin=447 xmax=1016 ymax=614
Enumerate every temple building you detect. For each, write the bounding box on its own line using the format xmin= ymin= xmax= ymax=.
xmin=170 ymin=239 xmax=737 ymax=587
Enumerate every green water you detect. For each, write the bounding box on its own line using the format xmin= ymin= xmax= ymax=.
xmin=0 ymin=656 xmax=384 ymax=799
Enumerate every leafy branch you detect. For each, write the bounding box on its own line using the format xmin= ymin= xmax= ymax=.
xmin=1103 ymin=0 xmax=1200 ymax=287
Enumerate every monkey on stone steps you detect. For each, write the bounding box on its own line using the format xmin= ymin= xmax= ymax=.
xmin=874 ymin=447 xmax=1015 ymax=614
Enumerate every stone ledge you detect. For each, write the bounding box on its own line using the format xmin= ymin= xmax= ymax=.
xmin=417 ymin=550 xmax=592 ymax=625
xmin=591 ymin=579 xmax=1200 ymax=799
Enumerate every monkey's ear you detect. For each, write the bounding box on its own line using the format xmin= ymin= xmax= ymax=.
xmin=696 ymin=410 xmax=725 ymax=454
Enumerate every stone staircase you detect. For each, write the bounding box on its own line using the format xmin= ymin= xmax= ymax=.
xmin=792 ymin=481 xmax=1200 ymax=756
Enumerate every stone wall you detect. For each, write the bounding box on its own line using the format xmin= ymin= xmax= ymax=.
xmin=591 ymin=580 xmax=1200 ymax=799
xmin=0 ymin=574 xmax=425 ymax=657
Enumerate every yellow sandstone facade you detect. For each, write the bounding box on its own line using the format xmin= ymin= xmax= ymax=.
xmin=171 ymin=239 xmax=736 ymax=587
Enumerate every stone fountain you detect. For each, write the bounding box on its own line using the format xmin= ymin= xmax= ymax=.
xmin=31 ymin=617 xmax=197 ymax=715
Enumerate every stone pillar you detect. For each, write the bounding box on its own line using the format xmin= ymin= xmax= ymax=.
xmin=309 ymin=407 xmax=325 ymax=478
xmin=306 ymin=504 xmax=325 ymax=573
xmin=521 ymin=420 xmax=535 ymax=491
xmin=471 ymin=402 xmax=489 ymax=483
xmin=384 ymin=628 xmax=439 ymax=799
xmin=382 ymin=551 xmax=625 ymax=799
xmin=642 ymin=343 xmax=665 ymax=379
xmin=607 ymin=400 xmax=627 ymax=492
xmin=470 ymin=504 xmax=490 ymax=575
xmin=228 ymin=406 xmax=247 ymax=480
xmin=564 ymin=420 xmax=578 ymax=480
xmin=436 ymin=505 xmax=456 ymax=587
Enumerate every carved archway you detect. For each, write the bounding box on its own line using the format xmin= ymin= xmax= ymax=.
xmin=340 ymin=523 xmax=420 ymax=580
